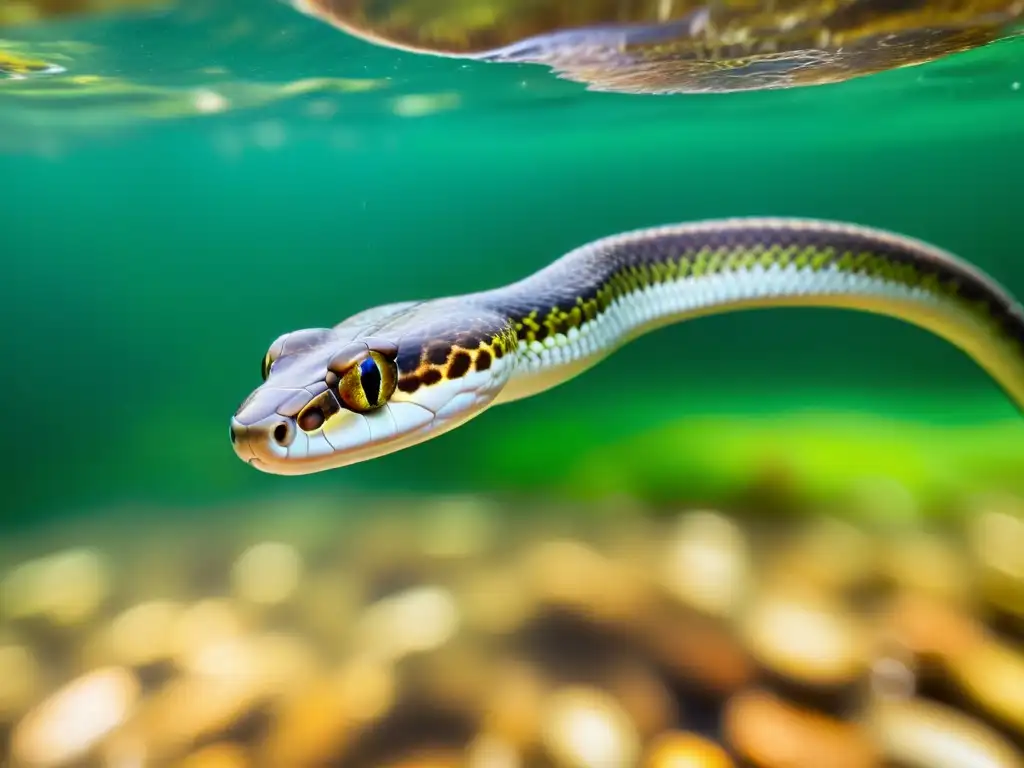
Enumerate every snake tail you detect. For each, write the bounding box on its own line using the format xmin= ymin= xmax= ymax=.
xmin=484 ymin=218 xmax=1024 ymax=410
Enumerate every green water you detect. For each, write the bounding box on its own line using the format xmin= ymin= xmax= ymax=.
xmin=3 ymin=0 xmax=1024 ymax=529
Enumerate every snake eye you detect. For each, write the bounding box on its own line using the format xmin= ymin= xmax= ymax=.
xmin=337 ymin=350 xmax=397 ymax=412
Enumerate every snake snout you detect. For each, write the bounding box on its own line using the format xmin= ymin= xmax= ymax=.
xmin=229 ymin=411 xmax=297 ymax=467
xmin=232 ymin=384 xmax=311 ymax=452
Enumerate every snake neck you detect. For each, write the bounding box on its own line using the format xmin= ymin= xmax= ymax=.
xmin=480 ymin=218 xmax=1024 ymax=410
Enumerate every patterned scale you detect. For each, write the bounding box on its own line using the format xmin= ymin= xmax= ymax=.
xmin=468 ymin=219 xmax=1024 ymax=407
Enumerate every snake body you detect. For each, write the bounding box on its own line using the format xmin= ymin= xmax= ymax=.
xmin=230 ymin=218 xmax=1024 ymax=475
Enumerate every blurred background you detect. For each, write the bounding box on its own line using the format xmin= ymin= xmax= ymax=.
xmin=2 ymin=0 xmax=1024 ymax=766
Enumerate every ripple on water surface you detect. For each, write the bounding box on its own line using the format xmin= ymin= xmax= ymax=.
xmin=1 ymin=0 xmax=1024 ymax=154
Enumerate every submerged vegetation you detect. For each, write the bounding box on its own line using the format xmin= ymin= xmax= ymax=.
xmin=483 ymin=402 xmax=1024 ymax=515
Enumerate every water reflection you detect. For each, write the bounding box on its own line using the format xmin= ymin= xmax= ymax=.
xmin=1 ymin=0 xmax=1023 ymax=159
xmin=303 ymin=0 xmax=1024 ymax=93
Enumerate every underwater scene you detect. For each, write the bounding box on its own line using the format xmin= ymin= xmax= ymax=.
xmin=3 ymin=0 xmax=1024 ymax=766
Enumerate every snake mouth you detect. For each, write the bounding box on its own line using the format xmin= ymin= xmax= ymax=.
xmin=231 ymin=392 xmax=493 ymax=475
xmin=229 ymin=420 xmax=252 ymax=456
xmin=228 ymin=404 xmax=414 ymax=475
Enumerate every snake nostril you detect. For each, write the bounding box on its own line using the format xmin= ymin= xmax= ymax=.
xmin=272 ymin=422 xmax=292 ymax=446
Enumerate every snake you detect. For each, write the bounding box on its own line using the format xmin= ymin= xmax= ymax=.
xmin=230 ymin=218 xmax=1024 ymax=475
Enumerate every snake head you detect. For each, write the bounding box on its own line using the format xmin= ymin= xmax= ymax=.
xmin=231 ymin=328 xmax=401 ymax=474
xmin=230 ymin=306 xmax=516 ymax=474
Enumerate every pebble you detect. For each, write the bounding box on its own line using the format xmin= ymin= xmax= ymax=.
xmin=883 ymin=593 xmax=982 ymax=661
xmin=640 ymin=609 xmax=753 ymax=695
xmin=353 ymin=585 xmax=460 ymax=661
xmin=946 ymin=632 xmax=1024 ymax=737
xmin=881 ymin=532 xmax=971 ymax=603
xmin=403 ymin=640 xmax=495 ymax=714
xmin=458 ymin=566 xmax=535 ymax=636
xmin=231 ymin=541 xmax=304 ymax=606
xmin=378 ymin=751 xmax=463 ymax=768
xmin=660 ymin=511 xmax=749 ymax=619
xmin=869 ymin=653 xmax=918 ymax=702
xmin=606 ymin=662 xmax=678 ymax=740
xmin=1 ymin=547 xmax=111 ymax=626
xmin=107 ymin=600 xmax=184 ymax=667
xmin=261 ymin=657 xmax=395 ymax=766
xmin=11 ymin=666 xmax=139 ymax=767
xmin=968 ymin=501 xmax=1024 ymax=619
xmin=743 ymin=589 xmax=868 ymax=690
xmin=114 ymin=632 xmax=308 ymax=760
xmin=478 ymin=662 xmax=548 ymax=748
xmin=182 ymin=632 xmax=319 ymax=699
xmin=540 ymin=686 xmax=641 ymax=768
xmin=465 ymin=733 xmax=522 ymax=768
xmin=765 ymin=517 xmax=875 ymax=595
xmin=118 ymin=673 xmax=262 ymax=760
xmin=0 ymin=643 xmax=41 ymax=720
xmin=645 ymin=731 xmax=735 ymax=768
xmin=171 ymin=598 xmax=248 ymax=666
xmin=724 ymin=689 xmax=877 ymax=768
xmin=178 ymin=742 xmax=250 ymax=768
xmin=968 ymin=495 xmax=1024 ymax=581
xmin=869 ymin=697 xmax=1024 ymax=768
xmin=522 ymin=539 xmax=650 ymax=625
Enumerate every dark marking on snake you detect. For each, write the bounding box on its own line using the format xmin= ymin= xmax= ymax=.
xmin=397 ymin=376 xmax=421 ymax=394
xmin=448 ymin=351 xmax=472 ymax=379
xmin=426 ymin=343 xmax=451 ymax=366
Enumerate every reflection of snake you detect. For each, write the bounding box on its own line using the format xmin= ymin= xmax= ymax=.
xmin=230 ymin=219 xmax=1024 ymax=475
xmin=295 ymin=0 xmax=1023 ymax=93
